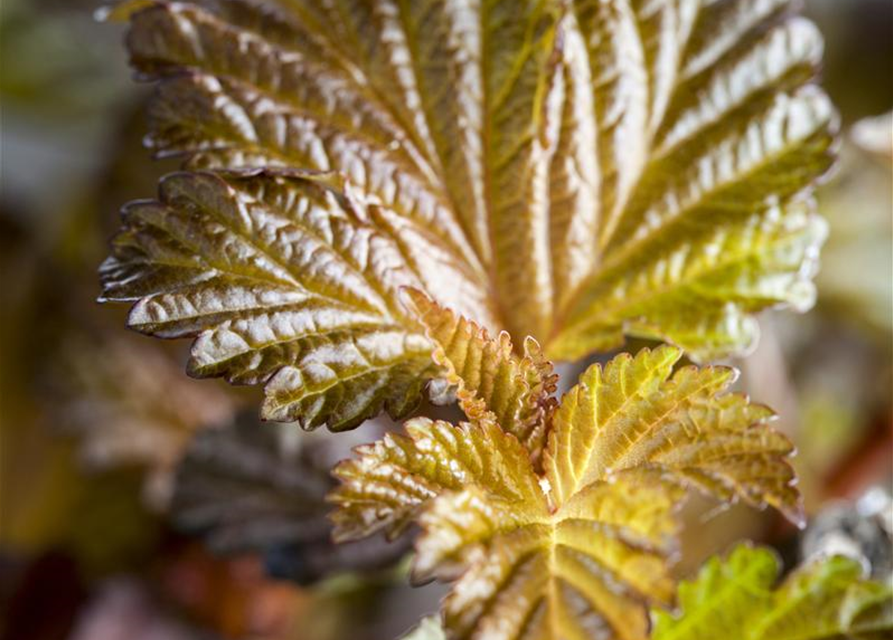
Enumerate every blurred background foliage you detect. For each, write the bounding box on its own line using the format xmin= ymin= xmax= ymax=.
xmin=1 ymin=1 xmax=890 ymax=639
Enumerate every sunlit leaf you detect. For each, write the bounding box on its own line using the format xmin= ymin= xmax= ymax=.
xmin=331 ymin=416 xmax=543 ymax=543
xmin=172 ymin=413 xmax=410 ymax=584
xmin=406 ymin=290 xmax=557 ymax=461
xmin=101 ymin=169 xmax=495 ymax=429
xmin=651 ymin=544 xmax=893 ymax=640
xmin=101 ymin=0 xmax=836 ymax=426
xmin=332 ymin=336 xmax=801 ymax=639
xmin=544 ymin=344 xmax=801 ymax=525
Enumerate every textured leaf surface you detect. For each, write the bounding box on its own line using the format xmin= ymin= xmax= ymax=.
xmin=651 ymin=544 xmax=893 ymax=640
xmin=101 ymin=0 xmax=836 ymax=425
xmin=406 ymin=291 xmax=558 ymax=460
xmin=332 ymin=343 xmax=801 ymax=639
xmin=101 ymin=169 xmax=497 ymax=429
xmin=172 ymin=413 xmax=410 ymax=584
xmin=544 ymin=345 xmax=801 ymax=524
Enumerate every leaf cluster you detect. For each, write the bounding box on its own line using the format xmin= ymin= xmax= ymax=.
xmin=89 ymin=2 xmax=891 ymax=638
xmin=100 ymin=0 xmax=837 ymax=430
xmin=400 ymin=545 xmax=893 ymax=640
xmin=330 ymin=294 xmax=802 ymax=638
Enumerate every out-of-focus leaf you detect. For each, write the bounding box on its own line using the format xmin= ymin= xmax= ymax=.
xmin=100 ymin=0 xmax=837 ymax=427
xmin=332 ymin=318 xmax=801 ymax=639
xmin=50 ymin=332 xmax=235 ymax=509
xmin=651 ymin=544 xmax=893 ymax=640
xmin=851 ymin=112 xmax=893 ymax=161
xmin=172 ymin=414 xmax=410 ymax=585
xmin=400 ymin=616 xmax=446 ymax=640
xmin=816 ymin=120 xmax=893 ymax=333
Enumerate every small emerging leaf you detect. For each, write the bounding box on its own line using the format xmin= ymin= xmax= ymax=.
xmin=332 ymin=333 xmax=802 ymax=639
xmin=651 ymin=544 xmax=893 ymax=640
xmin=101 ymin=0 xmax=837 ymax=427
xmin=406 ymin=290 xmax=557 ymax=461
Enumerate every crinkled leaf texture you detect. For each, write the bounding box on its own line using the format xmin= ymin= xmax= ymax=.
xmin=651 ymin=544 xmax=893 ymax=640
xmin=172 ymin=413 xmax=410 ymax=585
xmin=100 ymin=0 xmax=837 ymax=428
xmin=330 ymin=299 xmax=802 ymax=640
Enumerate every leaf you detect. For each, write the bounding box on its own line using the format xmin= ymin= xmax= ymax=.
xmin=651 ymin=544 xmax=893 ymax=640
xmin=406 ymin=290 xmax=558 ymax=461
xmin=331 ymin=340 xmax=801 ymax=639
xmin=400 ymin=617 xmax=447 ymax=640
xmin=171 ymin=412 xmax=411 ymax=584
xmin=544 ymin=344 xmax=801 ymax=524
xmin=49 ymin=332 xmax=235 ymax=509
xmin=101 ymin=0 xmax=836 ymax=426
xmin=101 ymin=169 xmax=494 ymax=429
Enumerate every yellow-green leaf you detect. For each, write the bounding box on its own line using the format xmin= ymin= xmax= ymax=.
xmin=544 ymin=345 xmax=801 ymax=524
xmin=332 ymin=345 xmax=801 ymax=639
xmin=330 ymin=417 xmax=543 ymax=542
xmin=406 ymin=290 xmax=557 ymax=460
xmin=651 ymin=544 xmax=893 ymax=640
xmin=102 ymin=0 xmax=836 ymax=426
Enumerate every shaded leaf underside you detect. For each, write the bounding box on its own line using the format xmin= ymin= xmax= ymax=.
xmin=331 ymin=345 xmax=802 ymax=639
xmin=100 ymin=0 xmax=837 ymax=426
xmin=172 ymin=414 xmax=410 ymax=584
xmin=52 ymin=332 xmax=235 ymax=508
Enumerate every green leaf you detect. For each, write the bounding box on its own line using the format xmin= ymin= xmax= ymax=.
xmin=651 ymin=544 xmax=893 ymax=640
xmin=331 ymin=336 xmax=802 ymax=639
xmin=102 ymin=0 xmax=836 ymax=426
xmin=172 ymin=413 xmax=410 ymax=584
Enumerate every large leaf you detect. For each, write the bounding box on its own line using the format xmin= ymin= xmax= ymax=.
xmin=101 ymin=0 xmax=836 ymax=425
xmin=100 ymin=169 xmax=493 ymax=429
xmin=331 ymin=322 xmax=801 ymax=639
xmin=172 ymin=412 xmax=411 ymax=584
xmin=651 ymin=544 xmax=893 ymax=640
